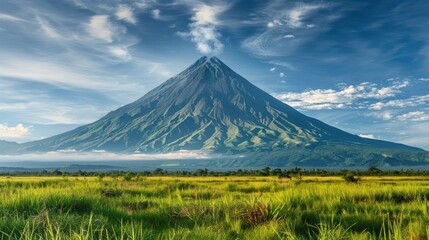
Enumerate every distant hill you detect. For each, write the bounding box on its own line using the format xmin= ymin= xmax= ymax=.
xmin=17 ymin=56 xmax=428 ymax=167
xmin=0 ymin=140 xmax=19 ymax=154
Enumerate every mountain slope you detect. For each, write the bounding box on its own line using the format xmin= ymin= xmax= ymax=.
xmin=20 ymin=56 xmax=423 ymax=157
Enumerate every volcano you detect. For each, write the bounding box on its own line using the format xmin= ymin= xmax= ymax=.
xmin=18 ymin=56 xmax=427 ymax=166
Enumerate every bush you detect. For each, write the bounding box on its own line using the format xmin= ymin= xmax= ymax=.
xmin=123 ymin=172 xmax=133 ymax=181
xmin=343 ymin=173 xmax=359 ymax=183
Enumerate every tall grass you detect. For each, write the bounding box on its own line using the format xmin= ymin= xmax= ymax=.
xmin=0 ymin=176 xmax=428 ymax=239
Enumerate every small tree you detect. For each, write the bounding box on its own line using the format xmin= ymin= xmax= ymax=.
xmin=97 ymin=173 xmax=105 ymax=181
xmin=271 ymin=168 xmax=282 ymax=176
xmin=259 ymin=167 xmax=271 ymax=176
xmin=123 ymin=172 xmax=133 ymax=181
xmin=278 ymin=172 xmax=292 ymax=182
xmin=367 ymin=166 xmax=383 ymax=175
xmin=153 ymin=168 xmax=164 ymax=175
xmin=52 ymin=169 xmax=63 ymax=176
xmin=343 ymin=173 xmax=359 ymax=183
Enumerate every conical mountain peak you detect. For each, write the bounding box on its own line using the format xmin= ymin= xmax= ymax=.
xmin=204 ymin=56 xmax=228 ymax=67
xmin=172 ymin=56 xmax=239 ymax=89
xmin=19 ymin=56 xmax=424 ymax=165
xmin=193 ymin=56 xmax=223 ymax=65
xmin=185 ymin=56 xmax=229 ymax=73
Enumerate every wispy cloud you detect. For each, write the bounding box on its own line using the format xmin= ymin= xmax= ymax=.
xmin=36 ymin=17 xmax=62 ymax=39
xmin=0 ymin=81 xmax=118 ymax=125
xmin=265 ymin=3 xmax=326 ymax=29
xmin=394 ymin=122 xmax=429 ymax=150
xmin=0 ymin=54 xmax=109 ymax=90
xmin=242 ymin=2 xmax=333 ymax=57
xmin=284 ymin=4 xmax=327 ymax=28
xmin=268 ymin=60 xmax=297 ymax=71
xmin=152 ymin=9 xmax=161 ymax=19
xmin=0 ymin=13 xmax=27 ymax=23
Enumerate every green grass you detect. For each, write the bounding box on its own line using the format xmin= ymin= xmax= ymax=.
xmin=0 ymin=176 xmax=429 ymax=239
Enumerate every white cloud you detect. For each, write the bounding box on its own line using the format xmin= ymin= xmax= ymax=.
xmin=0 ymin=13 xmax=27 ymax=23
xmin=380 ymin=112 xmax=394 ymax=120
xmin=192 ymin=4 xmax=224 ymax=25
xmin=369 ymin=95 xmax=429 ymax=110
xmin=398 ymin=111 xmax=429 ymax=122
xmin=267 ymin=20 xmax=282 ymax=28
xmin=57 ymin=149 xmax=77 ymax=153
xmin=152 ymin=9 xmax=161 ymax=19
xmin=0 ymin=123 xmax=30 ymax=139
xmin=358 ymin=134 xmax=376 ymax=139
xmin=279 ymin=72 xmax=285 ymax=77
xmin=366 ymin=110 xmax=428 ymax=123
xmin=418 ymin=77 xmax=429 ymax=81
xmin=0 ymin=150 xmax=214 ymax=161
xmin=273 ymin=80 xmax=410 ymax=110
xmin=115 ymin=5 xmax=137 ymax=24
xmin=86 ymin=15 xmax=117 ymax=43
xmin=189 ymin=25 xmax=223 ymax=55
xmin=134 ymin=1 xmax=149 ymax=9
xmin=370 ymin=100 xmax=413 ymax=110
xmin=283 ymin=34 xmax=295 ymax=39
xmin=180 ymin=4 xmax=228 ymax=55
xmin=270 ymin=67 xmax=277 ymax=72
xmin=108 ymin=46 xmax=131 ymax=61
xmin=92 ymin=149 xmax=106 ymax=153
xmin=366 ymin=111 xmax=395 ymax=121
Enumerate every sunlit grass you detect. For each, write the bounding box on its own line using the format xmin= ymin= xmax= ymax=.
xmin=0 ymin=176 xmax=428 ymax=239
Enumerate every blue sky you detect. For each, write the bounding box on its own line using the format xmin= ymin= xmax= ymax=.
xmin=0 ymin=0 xmax=428 ymax=150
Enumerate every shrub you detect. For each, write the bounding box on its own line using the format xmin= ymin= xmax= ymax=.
xmin=123 ymin=172 xmax=133 ymax=181
xmin=343 ymin=173 xmax=359 ymax=183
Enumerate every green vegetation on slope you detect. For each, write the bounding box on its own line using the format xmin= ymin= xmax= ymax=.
xmin=0 ymin=176 xmax=429 ymax=239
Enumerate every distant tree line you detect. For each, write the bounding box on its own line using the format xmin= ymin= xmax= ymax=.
xmin=1 ymin=166 xmax=429 ymax=178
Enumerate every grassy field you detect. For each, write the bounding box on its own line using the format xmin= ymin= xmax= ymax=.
xmin=0 ymin=175 xmax=429 ymax=239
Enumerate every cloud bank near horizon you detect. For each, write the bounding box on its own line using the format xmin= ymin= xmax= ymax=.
xmin=0 ymin=150 xmax=215 ymax=162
